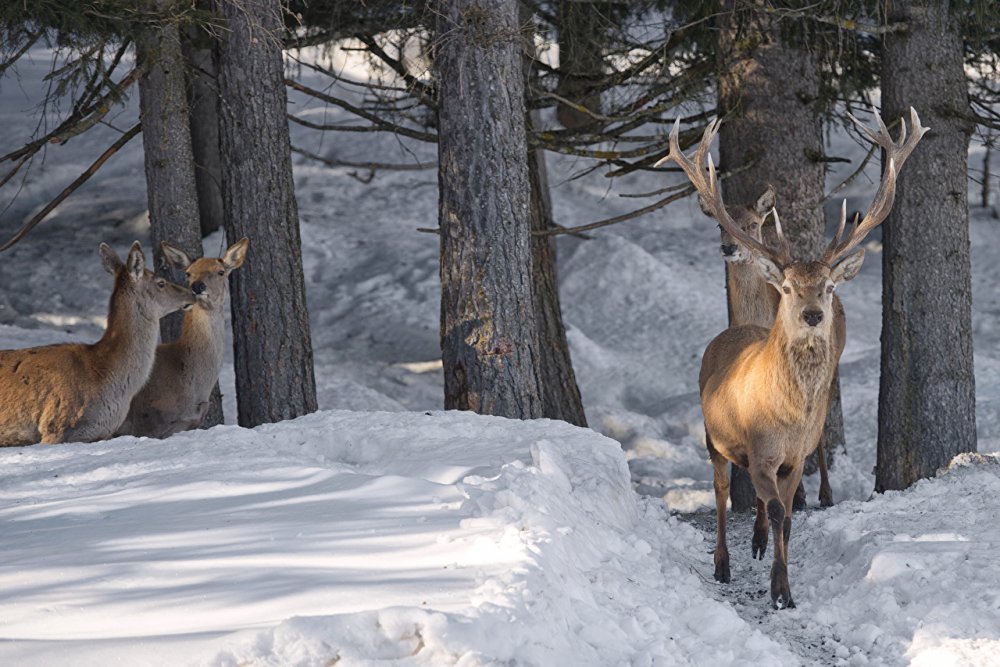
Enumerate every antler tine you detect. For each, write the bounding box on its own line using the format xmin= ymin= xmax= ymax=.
xmin=705 ymin=153 xmax=783 ymax=263
xmin=822 ymin=106 xmax=928 ymax=265
xmin=769 ymin=208 xmax=792 ymax=265
xmin=658 ymin=117 xmax=785 ymax=265
xmin=822 ymin=200 xmax=848 ymax=259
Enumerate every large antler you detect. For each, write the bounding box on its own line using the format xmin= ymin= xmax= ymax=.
xmin=657 ymin=118 xmax=792 ymax=267
xmin=821 ymin=107 xmax=929 ymax=265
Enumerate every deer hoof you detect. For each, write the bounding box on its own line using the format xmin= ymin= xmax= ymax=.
xmin=714 ymin=550 xmax=731 ymax=583
xmin=770 ymin=563 xmax=793 ymax=609
xmin=752 ymin=528 xmax=768 ymax=560
xmin=819 ymin=487 xmax=834 ymax=508
xmin=793 ymin=484 xmax=807 ymax=511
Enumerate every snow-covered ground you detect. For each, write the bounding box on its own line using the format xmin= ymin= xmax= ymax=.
xmin=1 ymin=43 xmax=999 ymax=665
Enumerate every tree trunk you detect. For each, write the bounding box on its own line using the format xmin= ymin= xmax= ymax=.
xmin=555 ymin=0 xmax=605 ymax=128
xmin=135 ymin=0 xmax=203 ymax=344
xmin=216 ymin=0 xmax=318 ymax=427
xmin=716 ymin=0 xmax=843 ymax=510
xmin=436 ymin=0 xmax=545 ymax=419
xmin=181 ymin=15 xmax=224 ymax=238
xmin=527 ymin=123 xmax=588 ymax=426
xmin=876 ymin=0 xmax=976 ymax=492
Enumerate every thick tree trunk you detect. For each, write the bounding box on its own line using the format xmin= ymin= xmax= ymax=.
xmin=716 ymin=0 xmax=843 ymax=510
xmin=436 ymin=0 xmax=545 ymax=419
xmin=216 ymin=0 xmax=318 ymax=427
xmin=876 ymin=0 xmax=976 ymax=492
xmin=181 ymin=17 xmax=224 ymax=238
xmin=135 ymin=2 xmax=203 ymax=344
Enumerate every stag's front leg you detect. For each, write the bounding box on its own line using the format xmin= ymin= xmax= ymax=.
xmin=707 ymin=432 xmax=730 ymax=583
xmin=750 ymin=465 xmax=792 ymax=609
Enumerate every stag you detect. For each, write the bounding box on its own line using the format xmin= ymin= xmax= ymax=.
xmin=667 ymin=108 xmax=926 ymax=608
xmin=697 ymin=182 xmax=836 ymax=509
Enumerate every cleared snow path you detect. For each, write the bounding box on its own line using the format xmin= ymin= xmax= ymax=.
xmin=680 ymin=454 xmax=1000 ymax=667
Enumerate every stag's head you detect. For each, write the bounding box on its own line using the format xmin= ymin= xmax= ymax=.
xmin=660 ymin=107 xmax=928 ymax=338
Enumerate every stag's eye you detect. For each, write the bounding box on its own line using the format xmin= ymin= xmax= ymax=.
xmin=750 ymin=223 xmax=759 ymax=231
xmin=218 ymin=270 xmax=225 ymax=276
xmin=782 ymin=286 xmax=791 ymax=295
xmin=827 ymin=284 xmax=835 ymax=294
xmin=157 ymin=280 xmax=166 ymax=288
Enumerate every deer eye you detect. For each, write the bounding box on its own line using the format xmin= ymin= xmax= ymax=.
xmin=827 ymin=284 xmax=835 ymax=294
xmin=218 ymin=270 xmax=225 ymax=276
xmin=156 ymin=280 xmax=166 ymax=288
xmin=750 ymin=223 xmax=759 ymax=231
xmin=782 ymin=286 xmax=791 ymax=295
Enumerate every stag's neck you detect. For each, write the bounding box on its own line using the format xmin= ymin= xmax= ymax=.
xmin=93 ymin=283 xmax=160 ymax=401
xmin=727 ymin=262 xmax=779 ymax=328
xmin=764 ymin=317 xmax=836 ymax=416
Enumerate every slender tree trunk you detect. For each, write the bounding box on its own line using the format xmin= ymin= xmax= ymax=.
xmin=555 ymin=0 xmax=605 ymax=128
xmin=716 ymin=0 xmax=843 ymax=510
xmin=436 ymin=0 xmax=545 ymax=418
xmin=527 ymin=123 xmax=588 ymax=426
xmin=216 ymin=0 xmax=318 ymax=427
xmin=135 ymin=0 xmax=203 ymax=344
xmin=181 ymin=15 xmax=224 ymax=238
xmin=876 ymin=0 xmax=976 ymax=492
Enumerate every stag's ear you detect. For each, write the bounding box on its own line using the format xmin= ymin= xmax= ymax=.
xmin=125 ymin=241 xmax=146 ymax=282
xmin=831 ymin=248 xmax=865 ymax=284
xmin=222 ymin=237 xmax=249 ymax=272
xmin=99 ymin=243 xmax=123 ymax=275
xmin=160 ymin=242 xmax=193 ymax=270
xmin=755 ymin=254 xmax=784 ymax=288
xmin=754 ymin=185 xmax=777 ymax=217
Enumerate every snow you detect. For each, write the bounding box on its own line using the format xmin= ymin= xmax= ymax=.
xmin=1 ymin=41 xmax=1000 ymax=666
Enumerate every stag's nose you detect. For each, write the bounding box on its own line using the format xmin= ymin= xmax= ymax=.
xmin=720 ymin=243 xmax=738 ymax=257
xmin=803 ymin=310 xmax=824 ymax=327
xmin=192 ymin=281 xmax=207 ymax=295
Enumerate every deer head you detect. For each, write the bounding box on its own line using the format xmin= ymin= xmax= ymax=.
xmin=100 ymin=241 xmax=195 ymax=321
xmin=705 ymin=185 xmax=776 ymax=265
xmin=160 ymin=237 xmax=249 ymax=311
xmin=661 ymin=107 xmax=928 ymax=339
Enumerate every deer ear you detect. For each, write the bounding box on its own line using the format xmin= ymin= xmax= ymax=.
xmin=755 ymin=254 xmax=784 ymax=287
xmin=160 ymin=242 xmax=193 ymax=270
xmin=125 ymin=241 xmax=146 ymax=282
xmin=831 ymin=248 xmax=865 ymax=283
xmin=223 ymin=237 xmax=249 ymax=271
xmin=99 ymin=243 xmax=123 ymax=275
xmin=754 ymin=185 xmax=777 ymax=217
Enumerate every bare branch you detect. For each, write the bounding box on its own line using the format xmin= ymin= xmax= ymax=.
xmin=291 ymin=144 xmax=434 ymax=172
xmin=0 ymin=124 xmax=142 ymax=253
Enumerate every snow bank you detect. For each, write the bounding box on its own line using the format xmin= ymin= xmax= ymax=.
xmin=0 ymin=410 xmax=793 ymax=666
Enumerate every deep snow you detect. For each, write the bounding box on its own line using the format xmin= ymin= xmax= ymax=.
xmin=0 ymin=40 xmax=999 ymax=666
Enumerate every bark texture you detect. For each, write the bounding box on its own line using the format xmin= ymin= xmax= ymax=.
xmin=555 ymin=0 xmax=605 ymax=128
xmin=876 ymin=0 xmax=977 ymax=491
xmin=136 ymin=1 xmax=226 ymax=429
xmin=436 ymin=0 xmax=544 ymax=419
xmin=216 ymin=0 xmax=318 ymax=427
xmin=715 ymin=1 xmax=843 ymax=511
xmin=181 ymin=17 xmax=224 ymax=238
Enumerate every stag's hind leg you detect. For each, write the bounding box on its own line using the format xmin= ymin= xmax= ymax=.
xmin=752 ymin=497 xmax=768 ymax=559
xmin=706 ymin=430 xmax=730 ymax=583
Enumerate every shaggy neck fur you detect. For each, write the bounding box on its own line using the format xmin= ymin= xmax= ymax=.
xmin=766 ymin=314 xmax=835 ymax=416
